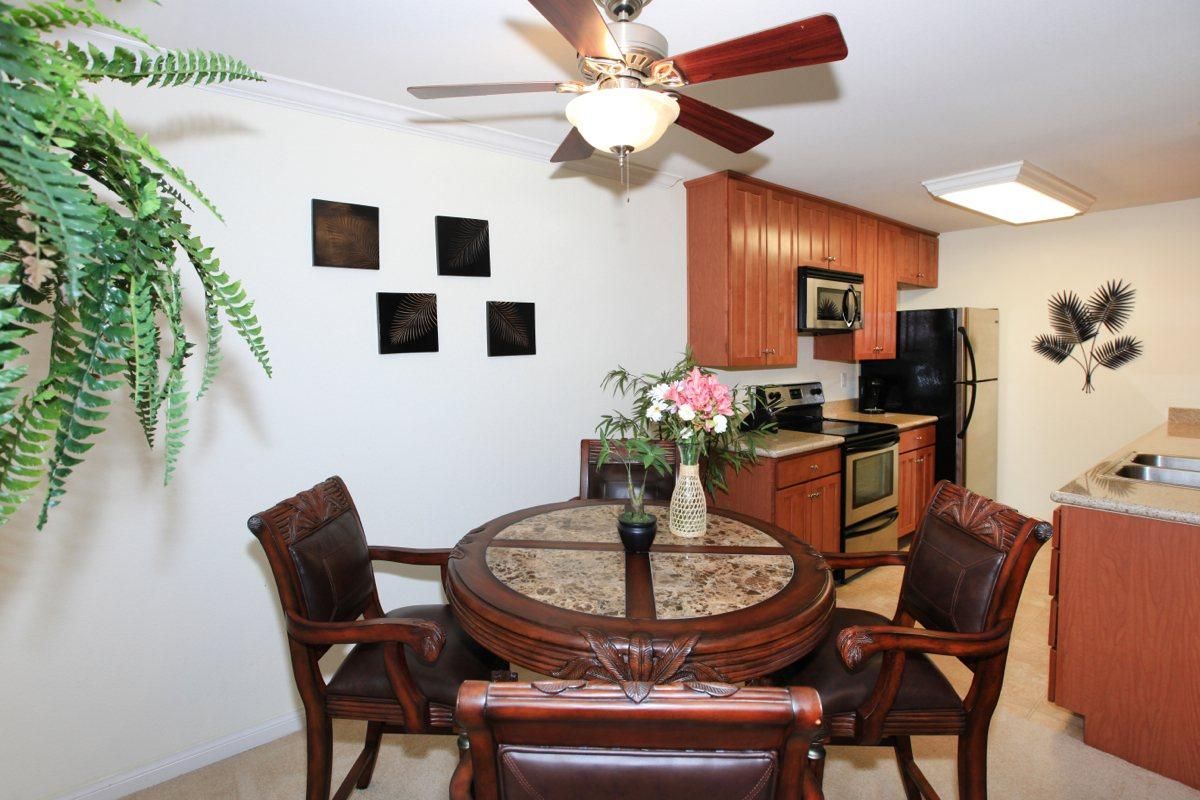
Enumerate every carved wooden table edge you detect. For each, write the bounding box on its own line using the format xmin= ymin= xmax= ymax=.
xmin=446 ymin=499 xmax=836 ymax=683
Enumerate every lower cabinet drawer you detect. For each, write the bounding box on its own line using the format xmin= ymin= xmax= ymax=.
xmin=900 ymin=424 xmax=936 ymax=453
xmin=776 ymin=447 xmax=840 ymax=488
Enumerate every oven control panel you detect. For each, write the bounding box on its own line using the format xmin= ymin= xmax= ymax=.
xmin=758 ymin=382 xmax=825 ymax=409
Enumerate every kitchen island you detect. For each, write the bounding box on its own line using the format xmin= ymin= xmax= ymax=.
xmin=1047 ymin=408 xmax=1200 ymax=790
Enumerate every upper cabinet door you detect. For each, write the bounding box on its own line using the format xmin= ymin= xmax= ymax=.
xmin=727 ymin=180 xmax=769 ymax=366
xmin=765 ymin=190 xmax=799 ymax=365
xmin=915 ymin=233 xmax=939 ymax=287
xmin=894 ymin=226 xmax=920 ymax=285
xmin=826 ymin=207 xmax=858 ymax=274
xmin=796 ymin=199 xmax=829 ymax=267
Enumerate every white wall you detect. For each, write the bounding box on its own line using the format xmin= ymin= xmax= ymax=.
xmin=0 ymin=84 xmax=687 ymax=799
xmin=901 ymin=198 xmax=1200 ymax=519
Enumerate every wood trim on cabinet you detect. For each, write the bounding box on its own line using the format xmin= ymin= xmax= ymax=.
xmin=686 ymin=171 xmax=940 ymax=238
xmin=686 ymin=174 xmax=731 ymax=366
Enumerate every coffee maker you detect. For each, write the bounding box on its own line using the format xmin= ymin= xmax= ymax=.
xmin=858 ymin=376 xmax=889 ymax=414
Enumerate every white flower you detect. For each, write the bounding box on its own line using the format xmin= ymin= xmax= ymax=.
xmin=677 ymin=404 xmax=696 ymax=422
xmin=680 ymin=428 xmax=693 ymax=440
xmin=649 ymin=382 xmax=669 ymax=402
xmin=645 ymin=402 xmax=664 ymax=422
xmin=712 ymin=414 xmax=728 ymax=433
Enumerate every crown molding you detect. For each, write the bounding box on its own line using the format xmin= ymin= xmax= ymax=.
xmin=78 ymin=30 xmax=684 ymax=190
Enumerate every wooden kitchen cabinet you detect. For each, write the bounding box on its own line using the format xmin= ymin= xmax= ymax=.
xmin=711 ymin=446 xmax=843 ymax=552
xmin=897 ymin=424 xmax=936 ymax=537
xmin=686 ymin=173 xmax=797 ymax=368
xmin=812 ymin=214 xmax=896 ymax=362
xmin=825 ymin=206 xmax=858 ymax=273
xmin=1050 ymin=504 xmax=1200 ymax=790
xmin=775 ymin=472 xmax=842 ymax=554
xmin=686 ymin=171 xmax=937 ymax=368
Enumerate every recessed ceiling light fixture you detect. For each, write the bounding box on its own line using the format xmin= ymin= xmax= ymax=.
xmin=922 ymin=161 xmax=1095 ymax=224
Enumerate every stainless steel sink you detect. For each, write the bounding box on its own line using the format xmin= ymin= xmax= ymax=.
xmin=1131 ymin=453 xmax=1200 ymax=472
xmin=1114 ymin=464 xmax=1200 ymax=489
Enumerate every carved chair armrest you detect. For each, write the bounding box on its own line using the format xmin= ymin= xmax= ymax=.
xmin=369 ymin=546 xmax=452 ymax=566
xmin=820 ymin=551 xmax=909 ymax=570
xmin=836 ymin=621 xmax=1012 ymax=670
xmin=285 ymin=610 xmax=446 ymax=663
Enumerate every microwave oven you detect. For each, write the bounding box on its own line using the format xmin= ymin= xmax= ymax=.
xmin=797 ymin=267 xmax=864 ymax=333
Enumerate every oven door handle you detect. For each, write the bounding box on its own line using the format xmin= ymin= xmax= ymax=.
xmin=843 ymin=435 xmax=901 ymax=455
xmin=845 ymin=510 xmax=900 ymax=538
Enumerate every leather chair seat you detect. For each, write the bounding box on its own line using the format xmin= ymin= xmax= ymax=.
xmin=327 ymin=604 xmax=502 ymax=707
xmin=771 ymin=608 xmax=962 ymax=715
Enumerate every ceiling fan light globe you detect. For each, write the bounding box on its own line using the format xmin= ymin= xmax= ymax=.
xmin=565 ymin=88 xmax=679 ymax=154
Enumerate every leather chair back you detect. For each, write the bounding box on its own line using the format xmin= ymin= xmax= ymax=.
xmin=453 ymin=682 xmax=824 ymax=800
xmin=899 ymin=481 xmax=1049 ymax=636
xmin=248 ymin=477 xmax=383 ymax=645
xmin=579 ymin=439 xmax=679 ymax=502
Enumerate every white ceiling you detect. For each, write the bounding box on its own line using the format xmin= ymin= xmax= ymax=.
xmin=96 ymin=0 xmax=1200 ymax=232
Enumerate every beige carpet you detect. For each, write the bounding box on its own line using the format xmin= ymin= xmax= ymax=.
xmin=131 ymin=550 xmax=1200 ymax=799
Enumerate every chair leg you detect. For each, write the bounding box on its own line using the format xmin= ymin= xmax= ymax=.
xmin=305 ymin=712 xmax=334 ymax=800
xmin=356 ymin=722 xmax=385 ymax=789
xmin=894 ymin=736 xmax=923 ymax=800
xmin=957 ymin=723 xmax=989 ymax=800
xmin=807 ymin=741 xmax=827 ymax=791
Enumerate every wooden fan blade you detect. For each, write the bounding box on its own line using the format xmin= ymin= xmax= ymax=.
xmin=673 ymin=93 xmax=773 ymax=153
xmin=550 ymin=127 xmax=595 ymax=163
xmin=528 ymin=0 xmax=624 ymax=60
xmin=658 ymin=14 xmax=847 ymax=86
xmin=408 ymin=81 xmax=564 ymax=99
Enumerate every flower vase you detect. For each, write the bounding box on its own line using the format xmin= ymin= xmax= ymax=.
xmin=669 ymin=441 xmax=707 ymax=538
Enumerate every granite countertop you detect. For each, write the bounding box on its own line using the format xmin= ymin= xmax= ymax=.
xmin=822 ymin=399 xmax=939 ymax=431
xmin=486 ymin=505 xmax=795 ymax=620
xmin=1050 ymin=408 xmax=1200 ymax=526
xmin=752 ymin=429 xmax=844 ymax=458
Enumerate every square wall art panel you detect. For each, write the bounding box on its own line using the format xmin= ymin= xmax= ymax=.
xmin=312 ymin=199 xmax=379 ymax=270
xmin=486 ymin=301 xmax=535 ymax=357
xmin=436 ymin=215 xmax=491 ymax=277
xmin=377 ymin=292 xmax=438 ymax=354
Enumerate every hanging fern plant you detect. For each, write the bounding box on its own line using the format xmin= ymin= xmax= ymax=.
xmin=0 ymin=0 xmax=270 ymax=529
xmin=1032 ymin=280 xmax=1143 ymax=394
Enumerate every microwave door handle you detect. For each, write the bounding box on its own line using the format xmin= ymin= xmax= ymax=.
xmin=842 ymin=287 xmax=860 ymax=328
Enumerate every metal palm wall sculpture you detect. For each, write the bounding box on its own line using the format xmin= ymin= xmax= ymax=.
xmin=1032 ymin=280 xmax=1143 ymax=393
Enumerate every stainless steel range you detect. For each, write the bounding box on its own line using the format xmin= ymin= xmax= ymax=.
xmin=757 ymin=381 xmax=901 ymax=577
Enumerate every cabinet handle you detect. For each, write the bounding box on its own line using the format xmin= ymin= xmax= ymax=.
xmin=762 ymin=347 xmax=776 ymax=355
xmin=915 ymin=457 xmax=925 ymax=464
xmin=809 ymin=463 xmax=819 ymax=470
xmin=825 ymin=256 xmax=836 ymax=263
xmin=873 ymin=345 xmax=883 ymax=352
xmin=917 ymin=272 xmax=926 ymax=278
xmin=808 ymin=491 xmax=822 ymax=500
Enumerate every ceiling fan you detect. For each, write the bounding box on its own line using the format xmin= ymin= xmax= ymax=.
xmin=407 ymin=0 xmax=848 ymax=164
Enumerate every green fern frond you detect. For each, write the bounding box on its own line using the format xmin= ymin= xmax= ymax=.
xmin=0 ymin=82 xmax=103 ymax=302
xmin=161 ymin=365 xmax=187 ymax=485
xmin=126 ymin=272 xmax=160 ymax=445
xmin=183 ymin=238 xmax=271 ymax=378
xmin=0 ymin=393 xmax=60 ymax=524
xmin=196 ymin=294 xmax=222 ymax=400
xmin=66 ymin=41 xmax=263 ymax=87
xmin=9 ymin=0 xmax=153 ymax=45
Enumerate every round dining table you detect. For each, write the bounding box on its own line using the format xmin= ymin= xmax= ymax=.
xmin=445 ymin=500 xmax=835 ymax=684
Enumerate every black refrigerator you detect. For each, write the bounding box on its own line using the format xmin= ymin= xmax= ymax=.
xmin=860 ymin=308 xmax=998 ymax=497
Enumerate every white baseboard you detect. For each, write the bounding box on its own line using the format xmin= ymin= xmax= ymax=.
xmin=56 ymin=711 xmax=304 ymax=800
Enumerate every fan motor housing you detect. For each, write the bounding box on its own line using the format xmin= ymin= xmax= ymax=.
xmin=580 ymin=20 xmax=668 ymax=82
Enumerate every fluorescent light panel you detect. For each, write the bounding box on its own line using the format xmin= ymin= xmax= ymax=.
xmin=923 ymin=161 xmax=1095 ymax=224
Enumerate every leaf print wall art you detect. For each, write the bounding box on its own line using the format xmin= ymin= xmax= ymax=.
xmin=436 ymin=216 xmax=491 ymax=277
xmin=377 ymin=293 xmax=438 ymax=354
xmin=487 ymin=301 xmax=536 ymax=357
xmin=1031 ymin=279 xmax=1144 ymax=393
xmin=312 ymin=199 xmax=380 ymax=270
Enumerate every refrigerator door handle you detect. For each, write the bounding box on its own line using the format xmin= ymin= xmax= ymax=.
xmin=958 ymin=325 xmax=978 ymax=385
xmin=958 ymin=380 xmax=977 ymax=439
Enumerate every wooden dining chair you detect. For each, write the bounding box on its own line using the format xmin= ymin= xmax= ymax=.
xmin=247 ymin=476 xmax=513 ymax=800
xmin=578 ymin=438 xmax=679 ymax=501
xmin=769 ymin=480 xmax=1053 ymax=800
xmin=451 ymin=680 xmax=826 ymax=800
